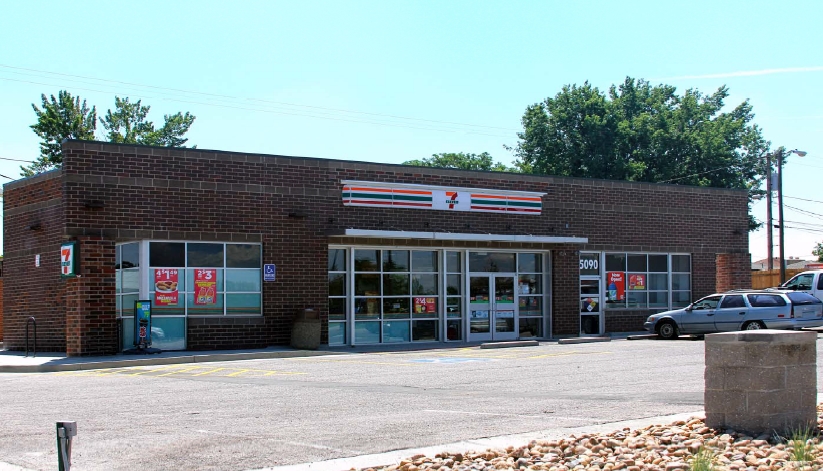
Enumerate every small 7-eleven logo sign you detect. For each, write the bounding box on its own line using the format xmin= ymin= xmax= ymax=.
xmin=60 ymin=242 xmax=76 ymax=277
xmin=446 ymin=191 xmax=459 ymax=209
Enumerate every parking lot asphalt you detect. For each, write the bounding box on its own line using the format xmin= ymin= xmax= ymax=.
xmin=1 ymin=332 xmax=821 ymax=471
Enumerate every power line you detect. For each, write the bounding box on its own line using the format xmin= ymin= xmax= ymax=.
xmin=0 ymin=64 xmax=520 ymax=136
xmin=0 ymin=156 xmax=34 ymax=163
xmin=784 ymin=195 xmax=823 ymax=204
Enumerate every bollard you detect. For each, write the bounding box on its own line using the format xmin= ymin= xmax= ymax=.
xmin=704 ymin=330 xmax=817 ymax=435
xmin=56 ymin=421 xmax=77 ymax=471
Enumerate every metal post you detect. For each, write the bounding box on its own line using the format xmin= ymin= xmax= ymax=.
xmin=56 ymin=421 xmax=77 ymax=471
xmin=777 ymin=149 xmax=786 ymax=284
xmin=766 ymin=152 xmax=773 ymax=272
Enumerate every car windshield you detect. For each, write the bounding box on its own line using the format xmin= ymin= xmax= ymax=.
xmin=786 ymin=292 xmax=822 ymax=305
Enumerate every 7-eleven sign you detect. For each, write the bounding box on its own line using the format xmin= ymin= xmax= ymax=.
xmin=60 ymin=241 xmax=78 ymax=278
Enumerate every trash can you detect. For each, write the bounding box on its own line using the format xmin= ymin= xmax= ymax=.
xmin=291 ymin=308 xmax=321 ymax=350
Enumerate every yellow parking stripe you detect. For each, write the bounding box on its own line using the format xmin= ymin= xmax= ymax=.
xmin=192 ymin=368 xmax=226 ymax=376
xmin=225 ymin=369 xmax=250 ymax=377
xmin=157 ymin=366 xmax=203 ymax=377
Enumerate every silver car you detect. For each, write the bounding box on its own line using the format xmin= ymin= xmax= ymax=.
xmin=644 ymin=290 xmax=823 ymax=339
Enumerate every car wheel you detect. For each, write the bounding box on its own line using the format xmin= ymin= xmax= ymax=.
xmin=657 ymin=320 xmax=679 ymax=340
xmin=742 ymin=321 xmax=766 ymax=330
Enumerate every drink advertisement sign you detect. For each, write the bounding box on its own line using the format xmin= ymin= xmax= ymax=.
xmin=134 ymin=300 xmax=152 ymax=347
xmin=194 ymin=269 xmax=217 ymax=305
xmin=414 ymin=297 xmax=436 ymax=314
xmin=154 ymin=269 xmax=179 ymax=305
xmin=606 ymin=272 xmax=625 ymax=302
xmin=629 ymin=274 xmax=646 ymax=290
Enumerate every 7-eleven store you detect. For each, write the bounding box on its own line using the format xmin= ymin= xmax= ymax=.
xmin=3 ymin=140 xmax=750 ymax=354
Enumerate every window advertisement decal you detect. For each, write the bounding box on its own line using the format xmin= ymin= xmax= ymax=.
xmin=194 ymin=269 xmax=217 ymax=305
xmin=629 ymin=274 xmax=646 ymax=290
xmin=154 ymin=269 xmax=179 ymax=305
xmin=413 ymin=297 xmax=437 ymax=314
xmin=606 ymin=272 xmax=625 ymax=302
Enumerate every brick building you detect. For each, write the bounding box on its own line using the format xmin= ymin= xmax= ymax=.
xmin=2 ymin=140 xmax=751 ymax=355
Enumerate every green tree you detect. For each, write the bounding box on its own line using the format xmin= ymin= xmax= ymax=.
xmin=403 ymin=152 xmax=514 ymax=172
xmin=513 ymin=78 xmax=770 ymax=229
xmin=23 ymin=91 xmax=97 ymax=176
xmin=813 ymin=242 xmax=823 ymax=262
xmin=100 ymin=96 xmax=195 ymax=147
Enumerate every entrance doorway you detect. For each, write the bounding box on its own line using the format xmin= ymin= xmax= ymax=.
xmin=468 ymin=274 xmax=518 ymax=341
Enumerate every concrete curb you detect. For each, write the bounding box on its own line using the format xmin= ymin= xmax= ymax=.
xmin=0 ymin=349 xmax=341 ymax=373
xmin=253 ymin=411 xmax=706 ymax=471
xmin=557 ymin=336 xmax=611 ymax=345
xmin=479 ymin=340 xmax=539 ymax=349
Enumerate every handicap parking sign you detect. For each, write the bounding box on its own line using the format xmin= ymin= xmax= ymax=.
xmin=264 ymin=264 xmax=276 ymax=282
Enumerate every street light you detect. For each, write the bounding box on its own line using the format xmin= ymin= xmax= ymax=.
xmin=770 ymin=148 xmax=807 ymax=284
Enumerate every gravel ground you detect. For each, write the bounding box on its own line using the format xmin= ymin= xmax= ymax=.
xmin=355 ymin=405 xmax=823 ymax=471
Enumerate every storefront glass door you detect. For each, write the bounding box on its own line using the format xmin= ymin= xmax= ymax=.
xmin=469 ymin=274 xmax=517 ymax=341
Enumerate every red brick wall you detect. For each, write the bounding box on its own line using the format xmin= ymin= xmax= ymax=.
xmin=3 ymin=141 xmax=750 ymax=350
xmin=3 ymin=171 xmax=66 ymax=351
xmin=0 ymin=278 xmax=4 ymax=341
xmin=65 ymin=236 xmax=117 ymax=356
xmin=716 ymin=252 xmax=752 ymax=293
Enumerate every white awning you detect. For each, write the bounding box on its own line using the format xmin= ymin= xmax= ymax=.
xmin=334 ymin=229 xmax=587 ymax=244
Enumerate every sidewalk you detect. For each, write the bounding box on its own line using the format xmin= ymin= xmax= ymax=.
xmin=0 ymin=346 xmax=341 ymax=373
xmin=0 ymin=334 xmax=642 ymax=373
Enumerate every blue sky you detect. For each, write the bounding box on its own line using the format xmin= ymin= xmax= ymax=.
xmin=1 ymin=0 xmax=822 ymax=261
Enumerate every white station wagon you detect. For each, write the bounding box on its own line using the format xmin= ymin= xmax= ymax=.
xmin=644 ymin=290 xmax=823 ymax=339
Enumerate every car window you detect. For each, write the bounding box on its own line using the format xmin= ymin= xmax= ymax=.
xmin=746 ymin=294 xmax=788 ymax=307
xmin=692 ymin=296 xmax=721 ymax=310
xmin=818 ymin=275 xmax=823 ymax=291
xmin=720 ymin=295 xmax=745 ymax=309
xmin=787 ymin=292 xmax=823 ymax=305
xmin=785 ymin=274 xmax=813 ymax=290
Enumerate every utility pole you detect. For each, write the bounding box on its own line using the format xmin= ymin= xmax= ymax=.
xmin=766 ymin=152 xmax=773 ymax=272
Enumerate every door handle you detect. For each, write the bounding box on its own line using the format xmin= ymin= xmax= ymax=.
xmin=707 ymin=313 xmax=714 ymax=316
xmin=738 ymin=312 xmax=746 ymax=315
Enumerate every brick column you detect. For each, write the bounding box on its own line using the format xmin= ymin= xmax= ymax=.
xmin=65 ymin=237 xmax=118 ymax=356
xmin=551 ymin=247 xmax=579 ymax=336
xmin=705 ymin=330 xmax=817 ymax=435
xmin=716 ymin=252 xmax=752 ymax=292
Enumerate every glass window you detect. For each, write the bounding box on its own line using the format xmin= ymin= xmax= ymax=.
xmin=328 ymin=298 xmax=346 ymax=320
xmin=225 ymin=293 xmax=261 ymax=315
xmin=354 ymin=250 xmax=379 ymax=271
xmin=383 ymin=298 xmax=411 ymax=318
xmin=518 ymin=275 xmax=541 ymax=295
xmin=627 ymin=254 xmax=647 ymax=272
xmin=412 ymin=274 xmax=437 ymax=295
xmin=383 ymin=274 xmax=410 ymax=296
xmin=188 ymin=243 xmax=224 ymax=267
xmin=225 ymin=269 xmax=261 ymax=292
xmin=412 ymin=251 xmax=438 ymax=272
xmin=412 ymin=320 xmax=438 ymax=341
xmin=382 ymin=250 xmax=409 ymax=272
xmin=329 ymin=273 xmax=346 ymax=297
xmin=150 ymin=242 xmax=185 ymax=267
xmin=446 ymin=274 xmax=461 ymax=295
xmin=328 ymin=249 xmax=346 ymax=271
xmin=384 ymin=321 xmax=411 ymax=343
xmin=648 ymin=274 xmax=667 ymax=291
xmin=649 ymin=255 xmax=667 ymax=272
xmin=226 ymin=244 xmax=261 ymax=268
xmin=120 ymin=243 xmax=139 ymax=269
xmin=469 ymin=252 xmax=515 ymax=272
xmin=446 ymin=251 xmax=461 ymax=273
xmin=355 ymin=321 xmax=380 ymax=343
xmin=605 ymin=254 xmax=626 ymax=272
xmin=672 ymin=255 xmax=691 ymax=273
xmin=328 ymin=323 xmax=346 ymax=346
xmin=354 ymin=274 xmax=380 ymax=296
xmin=518 ymin=253 xmax=542 ymax=273
xmin=672 ymin=274 xmax=690 ymax=290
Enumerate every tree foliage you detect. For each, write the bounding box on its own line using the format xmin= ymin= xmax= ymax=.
xmin=512 ymin=78 xmax=770 ymax=229
xmin=23 ymin=91 xmax=97 ymax=176
xmin=24 ymin=91 xmax=196 ymax=177
xmin=403 ymin=152 xmax=514 ymax=172
xmin=101 ymin=96 xmax=196 ymax=147
xmin=814 ymin=242 xmax=823 ymax=262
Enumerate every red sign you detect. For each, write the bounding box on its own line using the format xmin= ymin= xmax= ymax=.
xmin=629 ymin=274 xmax=646 ymax=290
xmin=194 ymin=269 xmax=217 ymax=305
xmin=414 ymin=297 xmax=436 ymax=314
xmin=606 ymin=272 xmax=625 ymax=301
xmin=154 ymin=269 xmax=179 ymax=305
